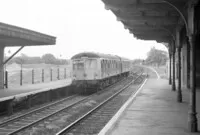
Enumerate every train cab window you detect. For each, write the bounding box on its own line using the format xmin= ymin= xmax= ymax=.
xmin=73 ymin=62 xmax=84 ymax=70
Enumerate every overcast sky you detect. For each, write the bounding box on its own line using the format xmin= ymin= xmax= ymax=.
xmin=2 ymin=0 xmax=167 ymax=60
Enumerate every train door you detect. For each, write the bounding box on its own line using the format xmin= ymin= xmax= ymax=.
xmin=101 ymin=59 xmax=105 ymax=78
xmin=72 ymin=59 xmax=85 ymax=80
xmin=85 ymin=59 xmax=98 ymax=80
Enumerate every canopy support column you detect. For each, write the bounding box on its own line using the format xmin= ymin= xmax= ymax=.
xmin=177 ymin=47 xmax=182 ymax=102
xmin=188 ymin=34 xmax=198 ymax=132
xmin=0 ymin=46 xmax=4 ymax=89
xmin=187 ymin=2 xmax=198 ymax=132
xmin=187 ymin=42 xmax=190 ymax=88
xmin=169 ymin=53 xmax=172 ymax=85
xmin=176 ymin=28 xmax=182 ymax=102
xmin=172 ymin=42 xmax=176 ymax=91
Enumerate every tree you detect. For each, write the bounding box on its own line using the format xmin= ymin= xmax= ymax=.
xmin=7 ymin=53 xmax=68 ymax=65
xmin=145 ymin=47 xmax=168 ymax=67
xmin=132 ymin=59 xmax=144 ymax=65
xmin=42 ymin=53 xmax=57 ymax=64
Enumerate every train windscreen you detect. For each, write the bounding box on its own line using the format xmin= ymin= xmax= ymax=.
xmin=73 ymin=61 xmax=84 ymax=70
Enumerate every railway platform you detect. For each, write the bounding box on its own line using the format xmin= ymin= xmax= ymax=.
xmin=99 ymin=75 xmax=200 ymax=134
xmin=0 ymin=79 xmax=72 ymax=98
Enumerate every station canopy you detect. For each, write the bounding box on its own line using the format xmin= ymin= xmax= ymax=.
xmin=0 ymin=22 xmax=56 ymax=46
xmin=101 ymin=0 xmax=189 ymax=43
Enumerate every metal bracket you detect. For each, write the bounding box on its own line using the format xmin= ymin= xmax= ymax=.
xmin=3 ymin=46 xmax=24 ymax=65
xmin=162 ymin=0 xmax=188 ymax=34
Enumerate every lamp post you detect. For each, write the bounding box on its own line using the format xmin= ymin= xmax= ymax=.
xmin=20 ymin=57 xmax=23 ymax=86
xmin=4 ymin=50 xmax=11 ymax=88
xmin=57 ymin=54 xmax=62 ymax=80
xmin=4 ymin=50 xmax=11 ymax=73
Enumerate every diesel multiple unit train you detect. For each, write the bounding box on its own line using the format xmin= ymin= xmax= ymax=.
xmin=71 ymin=52 xmax=132 ymax=94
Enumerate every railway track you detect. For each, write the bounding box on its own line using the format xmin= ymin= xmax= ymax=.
xmin=0 ymin=72 xmax=143 ymax=135
xmin=0 ymin=95 xmax=89 ymax=135
xmin=56 ymin=73 xmax=145 ymax=135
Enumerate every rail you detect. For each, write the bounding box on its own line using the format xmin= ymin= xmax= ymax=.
xmin=56 ymin=72 xmax=144 ymax=135
xmin=0 ymin=72 xmax=135 ymax=135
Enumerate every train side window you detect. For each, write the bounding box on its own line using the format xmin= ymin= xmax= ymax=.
xmin=101 ymin=60 xmax=105 ymax=71
xmin=101 ymin=60 xmax=103 ymax=69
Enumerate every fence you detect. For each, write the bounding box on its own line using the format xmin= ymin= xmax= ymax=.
xmin=4 ymin=67 xmax=71 ymax=88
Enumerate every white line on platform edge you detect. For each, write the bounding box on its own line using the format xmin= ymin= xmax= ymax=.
xmin=139 ymin=65 xmax=160 ymax=80
xmin=98 ymin=78 xmax=148 ymax=135
xmin=148 ymin=67 xmax=160 ymax=80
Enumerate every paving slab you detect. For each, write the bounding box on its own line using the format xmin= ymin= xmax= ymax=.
xmin=103 ymin=78 xmax=200 ymax=135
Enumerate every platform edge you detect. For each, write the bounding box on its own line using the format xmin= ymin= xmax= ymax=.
xmin=98 ymin=78 xmax=148 ymax=135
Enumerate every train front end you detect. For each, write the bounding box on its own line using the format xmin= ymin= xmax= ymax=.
xmin=72 ymin=59 xmax=85 ymax=83
xmin=71 ymin=55 xmax=101 ymax=94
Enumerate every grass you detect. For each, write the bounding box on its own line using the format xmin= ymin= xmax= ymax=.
xmin=5 ymin=64 xmax=71 ymax=88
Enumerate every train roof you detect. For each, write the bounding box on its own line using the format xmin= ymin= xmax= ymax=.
xmin=71 ymin=52 xmax=122 ymax=60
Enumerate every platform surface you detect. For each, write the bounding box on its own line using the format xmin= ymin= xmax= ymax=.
xmin=101 ymin=67 xmax=200 ymax=135
xmin=0 ymin=79 xmax=71 ymax=98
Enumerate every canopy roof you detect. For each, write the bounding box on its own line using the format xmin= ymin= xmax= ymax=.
xmin=101 ymin=0 xmax=191 ymax=44
xmin=0 ymin=22 xmax=56 ymax=46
